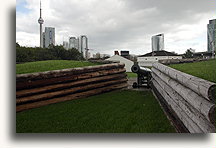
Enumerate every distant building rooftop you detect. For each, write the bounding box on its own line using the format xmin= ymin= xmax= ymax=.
xmin=139 ymin=50 xmax=180 ymax=57
xmin=193 ymin=51 xmax=213 ymax=57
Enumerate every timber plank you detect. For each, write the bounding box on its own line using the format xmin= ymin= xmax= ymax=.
xmin=16 ymin=83 xmax=128 ymax=112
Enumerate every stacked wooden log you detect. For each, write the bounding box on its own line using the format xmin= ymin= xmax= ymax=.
xmin=16 ymin=63 xmax=127 ymax=112
xmin=151 ymin=62 xmax=215 ymax=133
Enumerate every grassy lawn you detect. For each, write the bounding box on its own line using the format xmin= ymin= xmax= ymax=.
xmin=169 ymin=59 xmax=216 ymax=83
xmin=126 ymin=72 xmax=137 ymax=78
xmin=16 ymin=90 xmax=176 ymax=133
xmin=16 ymin=60 xmax=99 ymax=74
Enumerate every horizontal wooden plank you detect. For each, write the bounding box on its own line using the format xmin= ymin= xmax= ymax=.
xmin=152 ymin=68 xmax=215 ymax=124
xmin=152 ymin=62 xmax=215 ymax=102
xmin=16 ymin=82 xmax=128 ymax=112
xmin=152 ymin=73 xmax=215 ymax=133
xmin=151 ymin=82 xmax=189 ymax=133
xmin=16 ymin=73 xmax=127 ymax=98
xmin=16 ymin=68 xmax=126 ymax=90
xmin=152 ymin=79 xmax=203 ymax=133
xmin=17 ymin=78 xmax=127 ymax=104
xmin=16 ymin=63 xmax=125 ymax=82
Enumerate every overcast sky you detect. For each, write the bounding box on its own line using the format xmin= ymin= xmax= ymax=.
xmin=16 ymin=0 xmax=216 ymax=56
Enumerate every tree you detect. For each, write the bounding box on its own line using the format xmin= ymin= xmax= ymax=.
xmin=16 ymin=42 xmax=20 ymax=47
xmin=67 ymin=48 xmax=84 ymax=60
xmin=184 ymin=49 xmax=193 ymax=58
xmin=16 ymin=45 xmax=85 ymax=63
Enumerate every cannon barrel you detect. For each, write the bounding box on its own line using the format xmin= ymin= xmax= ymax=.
xmin=131 ymin=64 xmax=152 ymax=88
xmin=131 ymin=64 xmax=151 ymax=74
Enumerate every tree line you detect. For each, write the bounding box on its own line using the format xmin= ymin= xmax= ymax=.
xmin=16 ymin=43 xmax=84 ymax=63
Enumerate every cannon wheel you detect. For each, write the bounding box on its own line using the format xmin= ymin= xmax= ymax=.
xmin=132 ymin=82 xmax=138 ymax=88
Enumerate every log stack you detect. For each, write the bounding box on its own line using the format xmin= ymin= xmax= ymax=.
xmin=151 ymin=62 xmax=215 ymax=133
xmin=16 ymin=63 xmax=127 ymax=112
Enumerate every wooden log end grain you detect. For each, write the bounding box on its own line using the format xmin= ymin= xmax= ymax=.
xmin=208 ymin=85 xmax=216 ymax=103
xmin=208 ymin=105 xmax=215 ymax=124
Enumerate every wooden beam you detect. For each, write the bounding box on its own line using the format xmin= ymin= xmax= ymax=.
xmin=152 ymin=73 xmax=215 ymax=133
xmin=17 ymin=78 xmax=127 ymax=104
xmin=16 ymin=73 xmax=127 ymax=98
xmin=153 ymin=62 xmax=215 ymax=102
xmin=16 ymin=68 xmax=126 ymax=90
xmin=152 ymin=68 xmax=215 ymax=124
xmin=16 ymin=83 xmax=128 ymax=112
xmin=17 ymin=63 xmax=125 ymax=82
xmin=152 ymin=79 xmax=203 ymax=133
xmin=151 ymin=83 xmax=189 ymax=133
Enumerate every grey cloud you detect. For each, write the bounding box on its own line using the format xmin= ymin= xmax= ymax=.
xmin=16 ymin=0 xmax=216 ymax=55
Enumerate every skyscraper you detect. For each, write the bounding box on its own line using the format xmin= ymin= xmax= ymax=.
xmin=69 ymin=37 xmax=79 ymax=49
xmin=43 ymin=27 xmax=55 ymax=48
xmin=151 ymin=34 xmax=164 ymax=52
xmin=80 ymin=35 xmax=88 ymax=56
xmin=207 ymin=19 xmax=216 ymax=53
xmin=68 ymin=35 xmax=89 ymax=59
xmin=38 ymin=1 xmax=44 ymax=48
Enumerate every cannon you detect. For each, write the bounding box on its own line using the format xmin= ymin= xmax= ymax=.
xmin=131 ymin=63 xmax=152 ymax=88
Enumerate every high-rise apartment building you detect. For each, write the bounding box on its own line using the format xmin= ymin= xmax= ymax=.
xmin=67 ymin=35 xmax=89 ymax=59
xmin=207 ymin=19 xmax=216 ymax=53
xmin=69 ymin=37 xmax=79 ymax=49
xmin=43 ymin=27 xmax=55 ymax=48
xmin=151 ymin=34 xmax=164 ymax=52
xmin=79 ymin=35 xmax=88 ymax=54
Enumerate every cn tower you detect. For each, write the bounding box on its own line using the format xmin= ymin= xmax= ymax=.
xmin=38 ymin=1 xmax=44 ymax=48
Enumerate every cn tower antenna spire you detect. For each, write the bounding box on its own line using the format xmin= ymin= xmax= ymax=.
xmin=38 ymin=0 xmax=44 ymax=48
xmin=40 ymin=1 xmax=41 ymax=17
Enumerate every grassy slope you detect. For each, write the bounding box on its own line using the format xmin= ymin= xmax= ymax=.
xmin=16 ymin=90 xmax=175 ymax=133
xmin=126 ymin=72 xmax=137 ymax=78
xmin=170 ymin=59 xmax=216 ymax=83
xmin=16 ymin=60 xmax=99 ymax=74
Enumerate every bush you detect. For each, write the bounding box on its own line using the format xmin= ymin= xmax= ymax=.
xmin=16 ymin=44 xmax=84 ymax=63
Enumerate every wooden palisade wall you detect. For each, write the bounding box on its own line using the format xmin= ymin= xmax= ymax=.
xmin=151 ymin=62 xmax=215 ymax=133
xmin=16 ymin=63 xmax=127 ymax=112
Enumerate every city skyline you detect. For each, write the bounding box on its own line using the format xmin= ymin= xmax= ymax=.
xmin=16 ymin=0 xmax=215 ymax=55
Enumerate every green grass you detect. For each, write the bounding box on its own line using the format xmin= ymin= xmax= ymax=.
xmin=16 ymin=90 xmax=176 ymax=133
xmin=170 ymin=59 xmax=216 ymax=83
xmin=126 ymin=72 xmax=137 ymax=78
xmin=126 ymin=66 xmax=152 ymax=78
xmin=16 ymin=60 xmax=99 ymax=74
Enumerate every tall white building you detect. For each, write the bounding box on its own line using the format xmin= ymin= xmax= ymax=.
xmin=151 ymin=34 xmax=164 ymax=52
xmin=43 ymin=27 xmax=55 ymax=48
xmin=69 ymin=37 xmax=79 ymax=50
xmin=207 ymin=19 xmax=216 ymax=53
xmin=80 ymin=35 xmax=88 ymax=58
xmin=66 ymin=35 xmax=89 ymax=59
